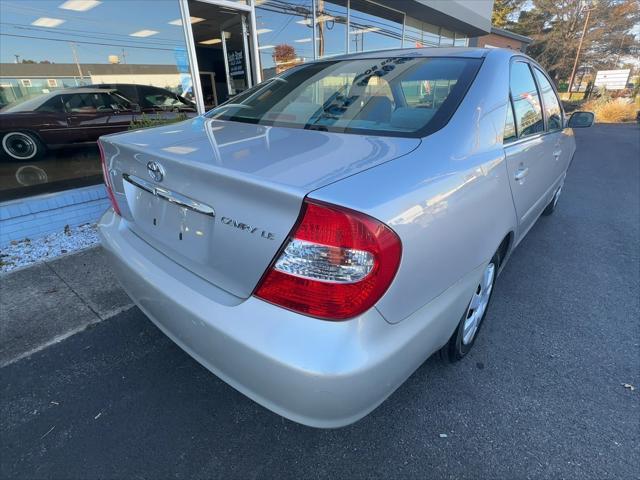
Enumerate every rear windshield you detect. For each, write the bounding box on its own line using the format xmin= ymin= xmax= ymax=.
xmin=208 ymin=56 xmax=482 ymax=138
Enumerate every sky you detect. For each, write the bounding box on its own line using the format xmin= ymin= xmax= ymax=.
xmin=0 ymin=0 xmax=189 ymax=65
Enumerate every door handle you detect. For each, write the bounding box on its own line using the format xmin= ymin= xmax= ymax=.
xmin=514 ymin=167 xmax=529 ymax=182
xmin=553 ymin=150 xmax=562 ymax=160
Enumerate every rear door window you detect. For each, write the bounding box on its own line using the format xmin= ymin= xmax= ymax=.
xmin=509 ymin=61 xmax=544 ymax=138
xmin=533 ymin=67 xmax=563 ymax=131
xmin=36 ymin=96 xmax=64 ymax=113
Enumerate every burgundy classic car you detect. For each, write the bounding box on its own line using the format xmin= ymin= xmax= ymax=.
xmin=0 ymin=87 xmax=193 ymax=161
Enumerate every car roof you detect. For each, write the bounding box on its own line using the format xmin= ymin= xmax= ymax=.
xmin=312 ymin=47 xmax=527 ymax=65
xmin=58 ymin=87 xmax=118 ymax=94
xmin=0 ymin=87 xmax=119 ymax=113
xmin=90 ymin=83 xmax=161 ymax=88
xmin=319 ymin=47 xmax=491 ymax=62
xmin=83 ymin=83 xmax=174 ymax=93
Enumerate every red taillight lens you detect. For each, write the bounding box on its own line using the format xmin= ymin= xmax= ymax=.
xmin=254 ymin=200 xmax=402 ymax=320
xmin=98 ymin=140 xmax=121 ymax=216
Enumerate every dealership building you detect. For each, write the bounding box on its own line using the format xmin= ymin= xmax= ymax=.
xmin=0 ymin=0 xmax=494 ymax=245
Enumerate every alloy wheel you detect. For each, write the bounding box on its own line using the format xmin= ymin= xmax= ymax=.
xmin=462 ymin=262 xmax=496 ymax=345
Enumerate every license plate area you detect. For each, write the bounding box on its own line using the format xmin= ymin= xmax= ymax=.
xmin=123 ymin=174 xmax=215 ymax=264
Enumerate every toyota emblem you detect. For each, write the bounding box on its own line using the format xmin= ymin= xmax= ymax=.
xmin=147 ymin=161 xmax=164 ymax=182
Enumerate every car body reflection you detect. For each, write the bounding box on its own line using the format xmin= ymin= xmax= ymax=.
xmin=0 ymin=86 xmax=197 ymax=162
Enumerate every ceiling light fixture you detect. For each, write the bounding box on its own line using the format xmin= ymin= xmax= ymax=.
xmin=59 ymin=0 xmax=101 ymax=11
xmin=350 ymin=26 xmax=381 ymax=34
xmin=130 ymin=29 xmax=159 ymax=37
xmin=31 ymin=17 xmax=65 ymax=27
xmin=168 ymin=16 xmax=205 ymax=26
xmin=297 ymin=14 xmax=334 ymax=25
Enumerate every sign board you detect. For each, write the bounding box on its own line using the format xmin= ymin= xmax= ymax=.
xmin=594 ymin=69 xmax=631 ymax=90
xmin=228 ymin=51 xmax=245 ymax=77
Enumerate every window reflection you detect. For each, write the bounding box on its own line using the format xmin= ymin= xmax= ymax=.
xmin=454 ymin=33 xmax=468 ymax=47
xmin=0 ymin=0 xmax=194 ymax=200
xmin=510 ymin=62 xmax=544 ymax=137
xmin=403 ymin=17 xmax=440 ymax=48
xmin=255 ymin=0 xmax=314 ymax=79
xmin=349 ymin=0 xmax=403 ymax=53
xmin=315 ymin=0 xmax=347 ymax=58
xmin=533 ymin=67 xmax=562 ymax=131
xmin=439 ymin=29 xmax=455 ymax=47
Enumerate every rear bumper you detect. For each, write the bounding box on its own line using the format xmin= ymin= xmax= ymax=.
xmin=99 ymin=209 xmax=481 ymax=427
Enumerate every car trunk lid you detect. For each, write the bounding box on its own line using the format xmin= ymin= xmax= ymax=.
xmin=100 ymin=117 xmax=419 ymax=298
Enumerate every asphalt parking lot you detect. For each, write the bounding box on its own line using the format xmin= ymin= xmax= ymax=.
xmin=1 ymin=124 xmax=639 ymax=479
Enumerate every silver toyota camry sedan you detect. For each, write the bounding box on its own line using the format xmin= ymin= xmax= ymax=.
xmin=98 ymin=48 xmax=593 ymax=427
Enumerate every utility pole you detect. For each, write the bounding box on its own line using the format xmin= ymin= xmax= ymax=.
xmin=69 ymin=42 xmax=83 ymax=78
xmin=567 ymin=2 xmax=593 ymax=99
xmin=613 ymin=34 xmax=626 ymax=68
xmin=121 ymin=48 xmax=127 ymax=65
xmin=317 ymin=0 xmax=325 ymax=58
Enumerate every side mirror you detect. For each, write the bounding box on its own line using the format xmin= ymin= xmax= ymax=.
xmin=568 ymin=111 xmax=594 ymax=128
xmin=131 ymin=103 xmax=142 ymax=113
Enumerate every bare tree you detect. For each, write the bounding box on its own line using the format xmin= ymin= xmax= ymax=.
xmin=506 ymin=0 xmax=639 ymax=82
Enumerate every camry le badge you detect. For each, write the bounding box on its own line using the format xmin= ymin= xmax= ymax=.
xmin=147 ymin=161 xmax=164 ymax=182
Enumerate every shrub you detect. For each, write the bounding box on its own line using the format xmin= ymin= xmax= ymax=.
xmin=129 ymin=112 xmax=189 ymax=130
xmin=561 ymin=99 xmax=585 ymax=113
xmin=582 ymin=98 xmax=638 ymax=123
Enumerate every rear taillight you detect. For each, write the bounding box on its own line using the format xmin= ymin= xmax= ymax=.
xmin=254 ymin=199 xmax=402 ymax=320
xmin=98 ymin=140 xmax=121 ymax=216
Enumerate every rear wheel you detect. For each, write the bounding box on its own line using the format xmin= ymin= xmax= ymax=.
xmin=444 ymin=252 xmax=499 ymax=362
xmin=1 ymin=131 xmax=45 ymax=161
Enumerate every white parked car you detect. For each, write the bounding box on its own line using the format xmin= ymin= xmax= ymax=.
xmin=98 ymin=48 xmax=594 ymax=427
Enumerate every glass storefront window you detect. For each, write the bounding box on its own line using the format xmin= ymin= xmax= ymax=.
xmin=255 ymin=0 xmax=314 ymax=80
xmin=0 ymin=0 xmax=477 ymax=203
xmin=423 ymin=24 xmax=441 ymax=47
xmin=454 ymin=33 xmax=468 ymax=47
xmin=349 ymin=0 xmax=403 ymax=53
xmin=403 ymin=17 xmax=440 ymax=48
xmin=315 ymin=0 xmax=347 ymax=59
xmin=439 ymin=29 xmax=455 ymax=47
xmin=403 ymin=16 xmax=424 ymax=49
xmin=0 ymin=0 xmax=194 ymax=200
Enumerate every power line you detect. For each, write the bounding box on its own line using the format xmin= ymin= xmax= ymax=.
xmin=0 ymin=32 xmax=177 ymax=52
xmin=0 ymin=22 xmax=185 ymax=46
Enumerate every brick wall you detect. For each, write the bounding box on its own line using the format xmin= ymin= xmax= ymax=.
xmin=0 ymin=185 xmax=109 ymax=246
xmin=474 ymin=33 xmax=527 ymax=52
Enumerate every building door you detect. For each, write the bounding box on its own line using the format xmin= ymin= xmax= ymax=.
xmin=221 ymin=14 xmax=252 ymax=98
xmin=199 ymin=72 xmax=218 ymax=109
xmin=186 ymin=0 xmax=257 ymax=109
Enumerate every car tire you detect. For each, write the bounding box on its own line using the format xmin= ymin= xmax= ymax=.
xmin=542 ymin=184 xmax=562 ymax=216
xmin=1 ymin=131 xmax=45 ymax=161
xmin=444 ymin=251 xmax=500 ymax=362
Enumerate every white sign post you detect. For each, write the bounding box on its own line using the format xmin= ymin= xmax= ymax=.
xmin=593 ymin=69 xmax=631 ymax=90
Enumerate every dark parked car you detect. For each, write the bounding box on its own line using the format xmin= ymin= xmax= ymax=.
xmin=0 ymin=88 xmax=192 ymax=161
xmin=83 ymin=83 xmax=196 ymax=113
